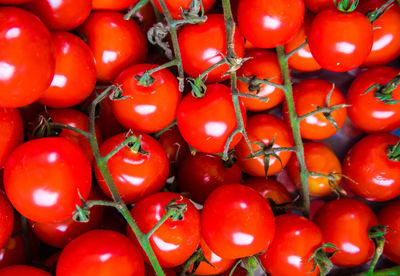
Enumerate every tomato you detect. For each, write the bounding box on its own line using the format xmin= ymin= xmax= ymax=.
xmin=127 ymin=192 xmax=200 ymax=268
xmin=0 ymin=265 xmax=51 ymax=276
xmin=0 ymin=191 xmax=13 ymax=249
xmin=112 ymin=63 xmax=181 ymax=133
xmin=237 ymin=50 xmax=284 ymax=111
xmin=287 ymin=142 xmax=342 ymax=197
xmin=177 ymin=83 xmax=246 ymax=154
xmin=4 ymin=137 xmax=92 ymax=223
xmin=145 ymin=265 xmax=176 ymax=276
xmin=0 ymin=235 xmax=25 ymax=268
xmin=0 ymin=7 xmax=55 ymax=108
xmin=201 ymin=184 xmax=275 ymax=259
xmin=0 ymin=108 xmax=23 ymax=169
xmin=56 ymin=230 xmax=145 ymax=276
xmin=133 ymin=2 xmax=156 ymax=34
xmin=283 ymin=79 xmax=347 ymax=140
xmin=177 ymin=152 xmax=242 ymax=204
xmin=308 ymin=9 xmax=373 ymax=72
xmin=284 ymin=12 xmax=322 ymax=72
xmin=79 ymin=11 xmax=147 ymax=82
xmin=347 ymin=66 xmax=400 ymax=133
xmin=244 ymin=178 xmax=291 ymax=205
xmin=0 ymin=0 xmax=33 ymax=3
xmin=313 ymin=198 xmax=377 ymax=267
xmin=178 ymin=14 xmax=244 ymax=83
xmin=259 ymin=214 xmax=322 ymax=276
xmin=304 ymin=0 xmax=335 ymax=12
xmin=22 ymin=0 xmax=91 ymax=31
xmin=343 ymin=134 xmax=400 ymax=201
xmin=152 ymin=0 xmax=216 ymax=19
xmin=235 ymin=114 xmax=293 ymax=177
xmin=222 ymin=266 xmax=247 ymax=276
xmin=93 ymin=0 xmax=138 ymax=10
xmin=237 ymin=0 xmax=305 ymax=48
xmin=377 ymin=200 xmax=400 ymax=264
xmin=358 ymin=0 xmax=400 ymax=67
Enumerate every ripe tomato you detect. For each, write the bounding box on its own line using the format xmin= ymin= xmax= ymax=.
xmin=128 ymin=192 xmax=201 ymax=268
xmin=308 ymin=9 xmax=373 ymax=72
xmin=283 ymin=79 xmax=347 ymax=140
xmin=0 ymin=7 xmax=55 ymax=108
xmin=313 ymin=198 xmax=377 ymax=267
xmin=152 ymin=0 xmax=216 ymax=19
xmin=0 ymin=265 xmax=51 ymax=276
xmin=4 ymin=137 xmax=92 ymax=223
xmin=377 ymin=200 xmax=400 ymax=264
xmin=347 ymin=66 xmax=400 ymax=133
xmin=93 ymin=0 xmax=138 ymax=10
xmin=237 ymin=0 xmax=305 ymax=48
xmin=79 ymin=11 xmax=147 ymax=82
xmin=244 ymin=178 xmax=291 ymax=205
xmin=343 ymin=134 xmax=400 ymax=201
xmin=178 ymin=14 xmax=244 ymax=83
xmin=235 ymin=114 xmax=294 ymax=177
xmin=201 ymin=184 xmax=275 ymax=259
xmin=0 ymin=235 xmax=25 ymax=268
xmin=237 ymin=50 xmax=284 ymax=111
xmin=304 ymin=0 xmax=335 ymax=12
xmin=56 ymin=230 xmax=145 ymax=276
xmin=177 ymin=83 xmax=246 ymax=154
xmin=112 ymin=63 xmax=181 ymax=133
xmin=0 ymin=108 xmax=23 ymax=169
xmin=133 ymin=2 xmax=156 ymax=34
xmin=259 ymin=214 xmax=323 ymax=276
xmin=0 ymin=191 xmax=13 ymax=249
xmin=0 ymin=0 xmax=32 ymax=3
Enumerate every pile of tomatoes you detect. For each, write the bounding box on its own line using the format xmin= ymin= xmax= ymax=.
xmin=1 ymin=0 xmax=400 ymax=275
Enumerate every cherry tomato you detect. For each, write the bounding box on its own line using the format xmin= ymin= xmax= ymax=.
xmin=0 ymin=0 xmax=33 ymax=3
xmin=244 ymin=178 xmax=291 ymax=205
xmin=283 ymin=79 xmax=347 ymax=140
xmin=177 ymin=83 xmax=246 ymax=154
xmin=178 ymin=14 xmax=244 ymax=83
xmin=0 ymin=235 xmax=25 ymax=268
xmin=0 ymin=7 xmax=55 ymax=108
xmin=0 ymin=108 xmax=23 ymax=169
xmin=222 ymin=266 xmax=247 ymax=276
xmin=235 ymin=114 xmax=294 ymax=177
xmin=377 ymin=200 xmax=400 ymax=264
xmin=93 ymin=0 xmax=138 ymax=10
xmin=313 ymin=198 xmax=377 ymax=267
xmin=237 ymin=50 xmax=284 ymax=111
xmin=127 ymin=192 xmax=200 ymax=268
xmin=133 ymin=2 xmax=156 ymax=34
xmin=56 ymin=230 xmax=145 ymax=276
xmin=4 ymin=137 xmax=92 ymax=223
xmin=79 ymin=11 xmax=147 ymax=82
xmin=0 ymin=191 xmax=13 ymax=249
xmin=237 ymin=0 xmax=305 ymax=48
xmin=304 ymin=0 xmax=335 ymax=12
xmin=347 ymin=66 xmax=400 ymax=133
xmin=0 ymin=265 xmax=51 ymax=276
xmin=153 ymin=0 xmax=216 ymax=19
xmin=343 ymin=134 xmax=400 ymax=201
xmin=308 ymin=9 xmax=373 ymax=72
xmin=201 ymin=184 xmax=275 ymax=259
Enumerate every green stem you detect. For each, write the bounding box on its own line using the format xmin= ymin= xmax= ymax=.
xmin=354 ymin=266 xmax=400 ymax=276
xmin=124 ymin=0 xmax=150 ymax=20
xmin=298 ymin=104 xmax=351 ymax=121
xmin=285 ymin=40 xmax=308 ymax=60
xmin=197 ymin=59 xmax=227 ymax=81
xmin=86 ymin=200 xmax=120 ymax=208
xmin=148 ymin=59 xmax=179 ymax=75
xmin=364 ymin=237 xmax=385 ymax=276
xmin=48 ymin=122 xmax=89 ymax=138
xmin=103 ymin=135 xmax=139 ymax=162
xmin=153 ymin=119 xmax=177 ymax=139
xmin=145 ymin=209 xmax=174 ymax=239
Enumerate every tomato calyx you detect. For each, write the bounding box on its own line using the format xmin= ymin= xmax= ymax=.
xmin=363 ymin=73 xmax=400 ymax=105
xmin=387 ymin=140 xmax=400 ymax=161
xmin=242 ymin=255 xmax=261 ymax=276
xmin=165 ymin=197 xmax=188 ymax=221
xmin=307 ymin=243 xmax=340 ymax=276
xmin=366 ymin=0 xmax=396 ymax=23
xmin=309 ymin=172 xmax=347 ymax=197
xmin=222 ymin=151 xmax=238 ymax=169
xmin=335 ymin=0 xmax=359 ymax=12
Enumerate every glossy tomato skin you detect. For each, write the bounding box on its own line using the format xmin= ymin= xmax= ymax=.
xmin=314 ymin=198 xmax=377 ymax=267
xmin=93 ymin=0 xmax=138 ymax=10
xmin=112 ymin=63 xmax=181 ymax=133
xmin=259 ymin=214 xmax=322 ymax=276
xmin=0 ymin=0 xmax=33 ymax=3
xmin=244 ymin=178 xmax=291 ymax=205
xmin=79 ymin=11 xmax=147 ymax=82
xmin=0 ymin=265 xmax=51 ymax=276
xmin=347 ymin=66 xmax=400 ymax=133
xmin=177 ymin=83 xmax=246 ymax=154
xmin=4 ymin=137 xmax=92 ymax=223
xmin=378 ymin=201 xmax=400 ymax=264
xmin=177 ymin=153 xmax=242 ymax=204
xmin=56 ymin=230 xmax=145 ymax=276
xmin=304 ymin=0 xmax=334 ymax=12
xmin=283 ymin=79 xmax=347 ymax=140
xmin=133 ymin=2 xmax=156 ymax=34
xmin=38 ymin=32 xmax=96 ymax=108
xmin=95 ymin=132 xmax=169 ymax=204
xmin=237 ymin=0 xmax=305 ymax=48
xmin=128 ymin=192 xmax=201 ymax=268
xmin=343 ymin=134 xmax=400 ymax=201
xmin=308 ymin=9 xmax=373 ymax=72
xmin=178 ymin=14 xmax=244 ymax=83
xmin=0 ymin=191 xmax=13 ymax=249
xmin=201 ymin=184 xmax=275 ymax=259
xmin=153 ymin=0 xmax=216 ymax=19
xmin=0 ymin=7 xmax=55 ymax=108
xmin=236 ymin=114 xmax=294 ymax=177
xmin=0 ymin=108 xmax=23 ymax=169
xmin=237 ymin=50 xmax=284 ymax=111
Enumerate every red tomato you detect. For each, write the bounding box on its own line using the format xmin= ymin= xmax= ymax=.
xmin=347 ymin=66 xmax=400 ymax=133
xmin=152 ymin=0 xmax=216 ymax=19
xmin=314 ymin=198 xmax=377 ymax=267
xmin=237 ymin=0 xmax=305 ymax=48
xmin=0 ymin=108 xmax=23 ymax=169
xmin=177 ymin=83 xmax=246 ymax=154
xmin=112 ymin=63 xmax=181 ymax=133
xmin=0 ymin=7 xmax=55 ymax=108
xmin=259 ymin=214 xmax=323 ymax=276
xmin=201 ymin=184 xmax=275 ymax=259
xmin=0 ymin=235 xmax=25 ymax=268
xmin=177 ymin=152 xmax=242 ymax=204
xmin=237 ymin=50 xmax=284 ymax=111
xmin=0 ymin=191 xmax=13 ymax=249
xmin=128 ymin=192 xmax=201 ymax=268
xmin=145 ymin=265 xmax=176 ymax=276
xmin=377 ymin=200 xmax=400 ymax=264
xmin=308 ymin=9 xmax=373 ymax=72
xmin=0 ymin=0 xmax=33 ymax=3
xmin=0 ymin=265 xmax=51 ymax=276
xmin=133 ymin=2 xmax=156 ymax=34
xmin=178 ymin=14 xmax=244 ymax=83
xmin=93 ymin=0 xmax=138 ymax=10
xmin=79 ymin=11 xmax=147 ymax=82
xmin=244 ymin=178 xmax=291 ymax=205
xmin=56 ymin=230 xmax=145 ymax=276
xmin=283 ymin=79 xmax=347 ymax=140
xmin=222 ymin=266 xmax=247 ymax=276
xmin=4 ymin=137 xmax=92 ymax=223
xmin=235 ymin=114 xmax=294 ymax=177
xmin=343 ymin=134 xmax=400 ymax=201
xmin=304 ymin=0 xmax=335 ymax=12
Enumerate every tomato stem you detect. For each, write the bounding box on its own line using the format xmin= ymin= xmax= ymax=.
xmin=354 ymin=266 xmax=400 ymax=276
xmin=136 ymin=59 xmax=180 ymax=87
xmin=124 ymin=0 xmax=150 ymax=20
xmin=285 ymin=40 xmax=308 ymax=60
xmin=367 ymin=0 xmax=395 ymax=23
